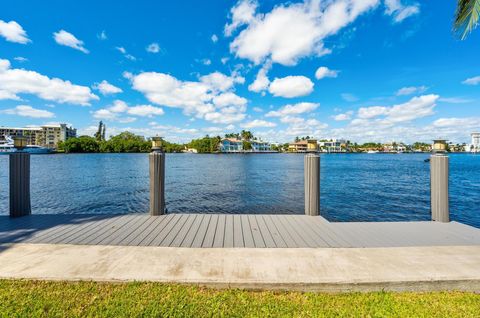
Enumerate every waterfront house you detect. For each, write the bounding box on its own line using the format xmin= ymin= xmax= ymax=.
xmin=251 ymin=140 xmax=271 ymax=152
xmin=288 ymin=139 xmax=318 ymax=153
xmin=219 ymin=138 xmax=243 ymax=153
xmin=219 ymin=138 xmax=272 ymax=153
xmin=383 ymin=142 xmax=407 ymax=153
xmin=319 ymin=139 xmax=347 ymax=153
xmin=466 ymin=132 xmax=480 ymax=153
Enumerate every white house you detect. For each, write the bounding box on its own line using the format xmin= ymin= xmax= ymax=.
xmin=219 ymin=138 xmax=243 ymax=152
xmin=251 ymin=140 xmax=271 ymax=152
xmin=219 ymin=138 xmax=272 ymax=153
xmin=318 ymin=139 xmax=346 ymax=152
xmin=467 ymin=132 xmax=480 ymax=153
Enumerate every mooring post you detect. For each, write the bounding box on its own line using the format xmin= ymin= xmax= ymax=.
xmin=430 ymin=154 xmax=449 ymax=222
xmin=9 ymin=137 xmax=31 ymax=217
xmin=304 ymin=153 xmax=320 ymax=216
xmin=149 ymin=136 xmax=166 ymax=215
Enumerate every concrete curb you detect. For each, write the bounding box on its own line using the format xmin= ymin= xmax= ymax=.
xmin=1 ymin=244 xmax=480 ymax=292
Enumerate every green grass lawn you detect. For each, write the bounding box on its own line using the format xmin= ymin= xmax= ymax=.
xmin=0 ymin=280 xmax=479 ymax=317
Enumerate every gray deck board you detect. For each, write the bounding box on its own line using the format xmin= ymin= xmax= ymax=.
xmin=212 ymin=215 xmax=226 ymax=248
xmin=1 ymin=214 xmax=480 ymax=248
xmin=170 ymin=214 xmax=197 ymax=247
xmin=134 ymin=214 xmax=173 ymax=246
xmin=247 ymin=215 xmax=265 ymax=248
xmin=150 ymin=214 xmax=184 ymax=246
xmin=224 ymin=215 xmax=234 ymax=248
xmin=241 ymin=216 xmax=255 ymax=248
xmin=202 ymin=215 xmax=218 ymax=248
xmin=277 ymin=215 xmax=309 ymax=247
xmin=263 ymin=215 xmax=287 ymax=247
xmin=192 ymin=215 xmax=211 ymax=248
xmin=182 ymin=214 xmax=204 ymax=247
xmin=105 ymin=216 xmax=151 ymax=246
xmin=163 ymin=214 xmax=192 ymax=247
xmin=255 ymin=215 xmax=276 ymax=247
xmin=63 ymin=216 xmax=125 ymax=245
xmin=285 ymin=215 xmax=322 ymax=248
xmin=233 ymin=215 xmax=244 ymax=248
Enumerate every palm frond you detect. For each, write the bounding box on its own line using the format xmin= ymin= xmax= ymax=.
xmin=454 ymin=0 xmax=480 ymax=40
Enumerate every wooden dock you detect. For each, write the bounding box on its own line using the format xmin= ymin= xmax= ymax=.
xmin=1 ymin=213 xmax=480 ymax=248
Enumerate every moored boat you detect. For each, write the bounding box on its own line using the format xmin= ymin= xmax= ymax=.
xmin=0 ymin=136 xmax=53 ymax=154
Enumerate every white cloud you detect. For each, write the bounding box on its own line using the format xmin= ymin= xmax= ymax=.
xmin=396 ymin=85 xmax=427 ymax=96
xmin=0 ymin=58 xmax=98 ymax=105
xmin=200 ymin=71 xmax=239 ymax=92
xmin=462 ymin=76 xmax=480 ymax=86
xmin=116 ymin=46 xmax=126 ymax=54
xmin=224 ymin=0 xmax=258 ymax=36
xmin=315 ymin=66 xmax=338 ymax=80
xmin=341 ymin=93 xmax=358 ymax=102
xmin=53 ymin=30 xmax=89 ymax=53
xmin=211 ymin=34 xmax=218 ymax=43
xmin=252 ymin=107 xmax=263 ymax=112
xmin=213 ymin=92 xmax=247 ymax=108
xmin=0 ymin=20 xmax=30 ymax=44
xmin=266 ymin=102 xmax=319 ymax=117
xmin=280 ymin=117 xmax=328 ymax=137
xmin=204 ymin=112 xmax=246 ymax=124
xmin=13 ymin=57 xmax=28 ymax=62
xmin=93 ymin=80 xmax=123 ymax=95
xmin=226 ymin=0 xmax=379 ymax=66
xmin=438 ymin=97 xmax=473 ymax=104
xmin=221 ymin=57 xmax=229 ymax=64
xmin=357 ymin=106 xmax=388 ymax=119
xmin=241 ymin=119 xmax=277 ymax=129
xmin=331 ymin=115 xmax=479 ymax=144
xmin=1 ymin=105 xmax=54 ymax=118
xmin=93 ymin=100 xmax=164 ymax=121
xmin=130 ymin=71 xmax=247 ymax=123
xmin=248 ymin=64 xmax=270 ymax=92
xmin=432 ymin=117 xmax=480 ymax=128
xmin=116 ymin=47 xmax=136 ymax=60
xmin=333 ymin=110 xmax=353 ymax=121
xmin=127 ymin=105 xmax=164 ymax=117
xmin=97 ymin=30 xmax=107 ymax=40
xmin=357 ymin=94 xmax=438 ymax=123
xmin=202 ymin=59 xmax=212 ymax=65
xmin=384 ymin=0 xmax=420 ymax=23
xmin=146 ymin=42 xmax=160 ymax=53
xmin=268 ymin=75 xmax=314 ymax=98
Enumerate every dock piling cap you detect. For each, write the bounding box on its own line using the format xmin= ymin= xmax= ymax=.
xmin=432 ymin=138 xmax=447 ymax=153
xmin=13 ymin=136 xmax=27 ymax=150
xmin=151 ymin=136 xmax=163 ymax=151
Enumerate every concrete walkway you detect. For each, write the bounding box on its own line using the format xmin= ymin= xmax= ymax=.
xmin=1 ymin=243 xmax=479 ymax=292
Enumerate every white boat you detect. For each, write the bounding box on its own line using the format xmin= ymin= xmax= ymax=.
xmin=367 ymin=150 xmax=379 ymax=154
xmin=0 ymin=136 xmax=53 ymax=154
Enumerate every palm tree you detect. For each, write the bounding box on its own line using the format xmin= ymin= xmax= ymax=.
xmin=454 ymin=0 xmax=480 ymax=39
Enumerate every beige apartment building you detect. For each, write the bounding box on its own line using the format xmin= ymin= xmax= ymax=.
xmin=0 ymin=124 xmax=77 ymax=148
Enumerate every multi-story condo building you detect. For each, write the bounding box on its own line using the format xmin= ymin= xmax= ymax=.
xmin=0 ymin=127 xmax=42 ymax=145
xmin=288 ymin=139 xmax=318 ymax=152
xmin=0 ymin=124 xmax=76 ymax=148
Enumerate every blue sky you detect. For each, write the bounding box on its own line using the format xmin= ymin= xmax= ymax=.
xmin=0 ymin=0 xmax=479 ymax=143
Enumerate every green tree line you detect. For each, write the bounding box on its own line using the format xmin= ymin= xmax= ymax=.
xmin=58 ymin=132 xmax=184 ymax=153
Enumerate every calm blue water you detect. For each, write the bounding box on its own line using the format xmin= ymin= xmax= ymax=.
xmin=0 ymin=153 xmax=479 ymax=227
